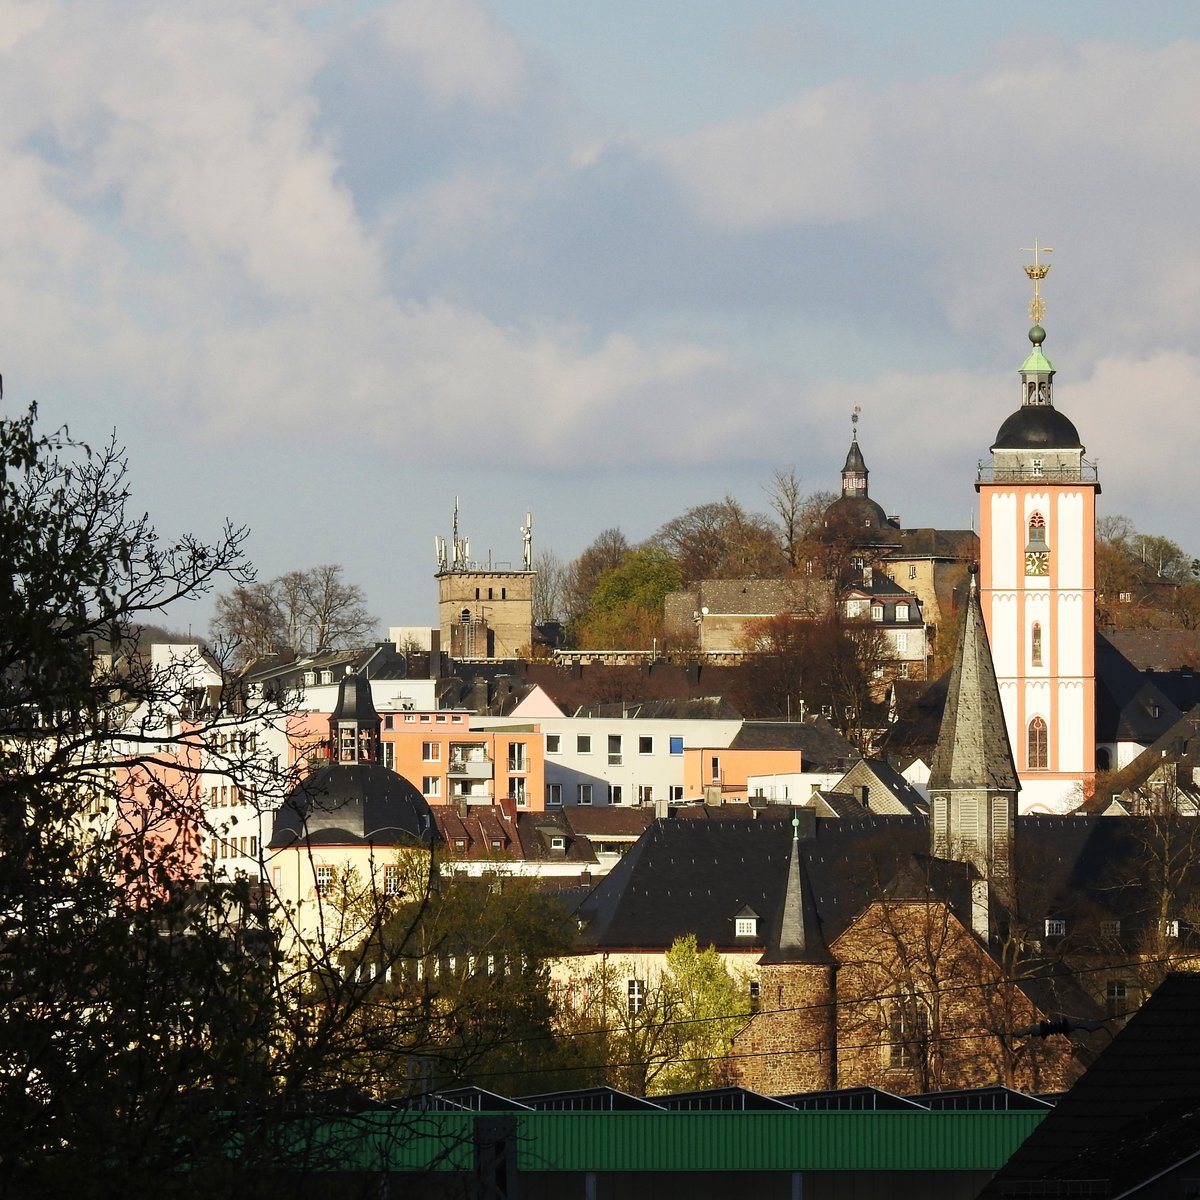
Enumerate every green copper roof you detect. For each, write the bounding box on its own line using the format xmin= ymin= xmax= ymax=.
xmin=1020 ymin=346 xmax=1054 ymax=375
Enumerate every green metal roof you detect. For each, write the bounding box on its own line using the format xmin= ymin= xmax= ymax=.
xmin=1019 ymin=347 xmax=1055 ymax=375
xmin=282 ymin=1108 xmax=1046 ymax=1174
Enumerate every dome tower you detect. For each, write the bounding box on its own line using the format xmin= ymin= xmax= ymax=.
xmin=976 ymin=245 xmax=1099 ymax=812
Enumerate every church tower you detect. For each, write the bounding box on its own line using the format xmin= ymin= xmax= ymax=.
xmin=977 ymin=248 xmax=1099 ymax=812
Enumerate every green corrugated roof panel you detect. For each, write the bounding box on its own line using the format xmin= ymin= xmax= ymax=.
xmin=513 ymin=1111 xmax=1046 ymax=1173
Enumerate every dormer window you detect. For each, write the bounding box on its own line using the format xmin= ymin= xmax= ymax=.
xmin=896 ymin=603 xmax=909 ymax=622
xmin=302 ymin=671 xmax=316 ymax=686
xmin=1045 ymin=918 xmax=1066 ymax=937
xmin=871 ymin=604 xmax=884 ymax=622
xmin=550 ymin=835 xmax=566 ymax=851
xmin=735 ymin=916 xmax=758 ymax=938
xmin=320 ymin=670 xmax=333 ymax=685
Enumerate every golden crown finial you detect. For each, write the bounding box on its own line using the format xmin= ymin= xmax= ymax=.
xmin=1021 ymin=240 xmax=1053 ymax=324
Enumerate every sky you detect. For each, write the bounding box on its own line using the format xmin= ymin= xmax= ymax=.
xmin=3 ymin=0 xmax=1200 ymax=637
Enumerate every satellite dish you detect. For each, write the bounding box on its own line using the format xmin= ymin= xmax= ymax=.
xmin=701 ymin=607 xmax=709 ymax=615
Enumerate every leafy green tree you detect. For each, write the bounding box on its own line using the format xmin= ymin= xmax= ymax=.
xmin=575 ymin=547 xmax=682 ymax=650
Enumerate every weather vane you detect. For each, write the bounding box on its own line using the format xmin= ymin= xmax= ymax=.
xmin=851 ymin=404 xmax=862 ymax=437
xmin=1021 ymin=240 xmax=1053 ymax=324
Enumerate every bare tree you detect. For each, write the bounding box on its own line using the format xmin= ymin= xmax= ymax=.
xmin=564 ymin=528 xmax=630 ymax=621
xmin=652 ymin=496 xmax=787 ymax=581
xmin=210 ymin=564 xmax=375 ymax=663
xmin=764 ymin=467 xmax=805 ymax=568
xmin=532 ymin=549 xmax=568 ymax=625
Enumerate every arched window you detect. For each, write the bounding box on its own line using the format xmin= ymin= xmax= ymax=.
xmin=1028 ymin=716 xmax=1049 ymax=770
xmin=1096 ymin=747 xmax=1112 ymax=772
xmin=1027 ymin=512 xmax=1047 ymax=547
xmin=1031 ymin=621 xmax=1043 ymax=667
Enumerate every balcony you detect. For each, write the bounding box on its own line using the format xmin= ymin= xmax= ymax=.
xmin=448 ymin=753 xmax=493 ymax=781
xmin=976 ymin=458 xmax=1099 ymax=485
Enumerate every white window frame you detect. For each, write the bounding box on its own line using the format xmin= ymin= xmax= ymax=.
xmin=735 ymin=917 xmax=757 ymax=937
xmin=546 ymin=734 xmax=561 ymax=753
xmin=422 ymin=776 xmax=441 ymax=798
xmin=546 ymin=783 xmax=562 ymax=806
xmin=577 ymin=735 xmax=592 ymax=754
xmin=577 ymin=784 xmax=593 ymax=805
xmin=422 ymin=741 xmax=441 ymax=762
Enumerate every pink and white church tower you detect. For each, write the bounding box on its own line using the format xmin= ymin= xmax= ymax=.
xmin=976 ymin=249 xmax=1100 ymax=813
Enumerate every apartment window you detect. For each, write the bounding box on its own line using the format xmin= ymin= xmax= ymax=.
xmin=546 ymin=783 xmax=562 ymax=806
xmin=1045 ymin=918 xmax=1066 ymax=937
xmin=896 ymin=603 xmax=909 ymax=622
xmin=383 ymin=864 xmax=403 ymax=896
xmin=871 ymin=604 xmax=884 ymax=622
xmin=510 ymin=777 xmax=527 ymax=805
xmin=422 ymin=741 xmax=440 ymax=762
xmin=638 ymin=785 xmax=654 ymax=805
xmin=608 ymin=734 xmax=622 ymax=765
xmin=508 ymin=742 xmax=527 ymax=772
xmin=749 ymin=980 xmax=761 ymax=1013
xmin=383 ymin=713 xmax=394 ymax=730
xmin=896 ymin=631 xmax=909 ymax=654
xmin=735 ymin=916 xmax=757 ymax=937
xmin=1028 ymin=717 xmax=1049 ymax=770
xmin=710 ymin=756 xmax=721 ymax=782
xmin=609 ymin=785 xmax=623 ymax=805
xmin=382 ymin=741 xmax=395 ymax=770
xmin=1031 ymin=622 xmax=1043 ymax=667
xmin=422 ymin=777 xmax=441 ymax=798
xmin=1164 ymin=919 xmax=1181 ymax=939
xmin=315 ymin=865 xmax=334 ymax=897
xmin=546 ymin=734 xmax=561 ymax=753
xmin=669 ymin=736 xmax=684 ymax=755
xmin=627 ymin=979 xmax=645 ymax=1016
xmin=577 ymin=784 xmax=593 ymax=805
xmin=895 ymin=663 xmax=909 ymax=678
xmin=670 ymin=786 xmax=684 ymax=801
xmin=1106 ymin=980 xmax=1128 ymax=1018
xmin=249 ymin=837 xmax=257 ymax=856
xmin=404 ymin=714 xmax=416 ymax=722
xmin=577 ymin=735 xmax=592 ymax=754
xmin=639 ymin=736 xmax=653 ymax=754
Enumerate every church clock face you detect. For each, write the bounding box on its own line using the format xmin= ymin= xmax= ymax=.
xmin=1025 ymin=551 xmax=1049 ymax=577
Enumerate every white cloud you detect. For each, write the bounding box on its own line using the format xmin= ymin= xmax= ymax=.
xmin=374 ymin=0 xmax=528 ymax=110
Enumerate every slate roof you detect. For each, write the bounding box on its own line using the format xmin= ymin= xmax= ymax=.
xmin=1095 ymin=633 xmax=1186 ymax=746
xmin=928 ymin=572 xmax=1018 ymax=792
xmin=729 ymin=717 xmax=857 ymax=766
xmin=269 ymin=764 xmax=436 ymax=849
xmin=1105 ymin=630 xmax=1200 ymax=672
xmin=576 ymin=813 xmax=932 ymax=954
xmin=982 ymin=973 xmax=1200 ymax=1196
xmin=1084 ymin=704 xmax=1200 ymax=813
xmin=887 ymin=528 xmax=979 ymax=561
xmin=834 ymin=758 xmax=928 ymax=815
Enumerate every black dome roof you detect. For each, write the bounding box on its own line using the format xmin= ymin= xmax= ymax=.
xmin=823 ymin=495 xmax=896 ymax=540
xmin=269 ymin=763 xmax=436 ymax=849
xmin=992 ymin=406 xmax=1083 ymax=451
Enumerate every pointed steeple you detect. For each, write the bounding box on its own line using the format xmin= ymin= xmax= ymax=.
xmin=841 ymin=414 xmax=868 ymax=498
xmin=760 ymin=814 xmax=834 ymax=965
xmin=930 ymin=569 xmax=1018 ymax=793
xmin=928 ymin=567 xmax=1018 ymax=878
